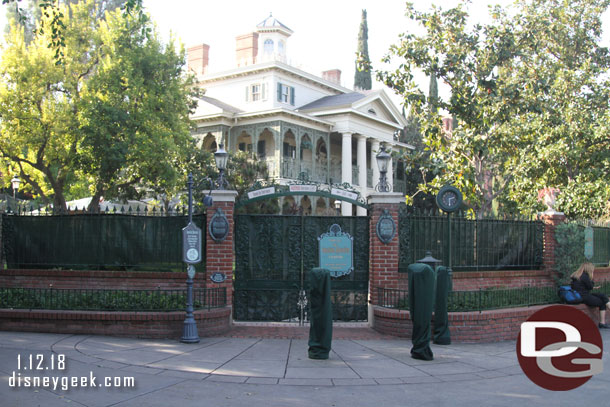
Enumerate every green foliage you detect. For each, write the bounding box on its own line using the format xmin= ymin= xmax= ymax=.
xmin=354 ymin=9 xmax=372 ymax=90
xmin=397 ymin=285 xmax=559 ymax=311
xmin=378 ymin=0 xmax=610 ymax=218
xmin=0 ymin=0 xmax=199 ymax=211
xmin=0 ymin=287 xmax=205 ymax=311
xmin=554 ymin=223 xmax=585 ymax=284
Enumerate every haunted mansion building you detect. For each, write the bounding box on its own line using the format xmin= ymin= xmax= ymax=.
xmin=187 ymin=14 xmax=412 ymax=215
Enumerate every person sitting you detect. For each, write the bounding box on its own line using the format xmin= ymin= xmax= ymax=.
xmin=570 ymin=262 xmax=610 ymax=329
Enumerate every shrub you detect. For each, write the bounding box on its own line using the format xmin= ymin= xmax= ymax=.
xmin=554 ymin=223 xmax=585 ymax=285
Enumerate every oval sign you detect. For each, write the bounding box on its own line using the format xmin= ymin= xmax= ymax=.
xmin=376 ymin=209 xmax=396 ymax=244
xmin=209 ymin=208 xmax=229 ymax=243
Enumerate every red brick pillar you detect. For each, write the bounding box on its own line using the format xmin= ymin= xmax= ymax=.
xmin=540 ymin=211 xmax=566 ymax=274
xmin=368 ymin=193 xmax=404 ymax=312
xmin=205 ymin=190 xmax=238 ymax=307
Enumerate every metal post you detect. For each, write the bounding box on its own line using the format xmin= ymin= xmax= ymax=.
xmin=181 ymin=173 xmax=200 ymax=343
xmin=447 ymin=212 xmax=453 ymax=280
xmin=181 ymin=265 xmax=200 ymax=343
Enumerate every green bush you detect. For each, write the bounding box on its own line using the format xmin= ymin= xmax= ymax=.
xmin=554 ymin=223 xmax=585 ymax=285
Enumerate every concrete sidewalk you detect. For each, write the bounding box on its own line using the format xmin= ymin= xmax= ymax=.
xmin=1 ymin=330 xmax=609 ymax=406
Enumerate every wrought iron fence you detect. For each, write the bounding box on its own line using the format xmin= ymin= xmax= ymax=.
xmin=1 ymin=211 xmax=205 ymax=271
xmin=398 ymin=206 xmax=544 ymax=272
xmin=573 ymin=220 xmax=610 ymax=267
xmin=0 ymin=287 xmax=226 ymax=311
xmin=376 ymin=284 xmax=572 ymax=313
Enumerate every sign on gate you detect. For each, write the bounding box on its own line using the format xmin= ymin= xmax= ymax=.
xmin=318 ymin=224 xmax=353 ymax=277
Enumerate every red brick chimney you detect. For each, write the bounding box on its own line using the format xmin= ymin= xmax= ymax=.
xmin=322 ymin=69 xmax=342 ymax=85
xmin=236 ymin=32 xmax=259 ymax=67
xmin=187 ymin=44 xmax=210 ymax=77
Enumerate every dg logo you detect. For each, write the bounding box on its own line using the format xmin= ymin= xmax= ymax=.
xmin=517 ymin=305 xmax=604 ymax=391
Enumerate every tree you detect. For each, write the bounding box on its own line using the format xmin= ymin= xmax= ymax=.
xmin=378 ymin=0 xmax=610 ymax=218
xmin=0 ymin=0 xmax=199 ymax=211
xmin=354 ymin=9 xmax=372 ymax=91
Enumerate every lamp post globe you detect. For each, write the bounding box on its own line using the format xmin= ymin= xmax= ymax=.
xmin=10 ymin=176 xmax=21 ymax=199
xmin=375 ymin=146 xmax=391 ymax=192
xmin=214 ymin=144 xmax=229 ymax=190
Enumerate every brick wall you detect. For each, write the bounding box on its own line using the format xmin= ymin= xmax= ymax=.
xmin=0 ymin=307 xmax=231 ymax=338
xmin=205 ymin=202 xmax=235 ymax=306
xmin=373 ymin=304 xmax=600 ymax=343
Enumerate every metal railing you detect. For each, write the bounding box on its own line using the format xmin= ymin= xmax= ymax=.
xmin=376 ymin=285 xmax=568 ymax=313
xmin=398 ymin=208 xmax=544 ymax=272
xmin=1 ymin=212 xmax=205 ymax=271
xmin=0 ymin=287 xmax=227 ymax=312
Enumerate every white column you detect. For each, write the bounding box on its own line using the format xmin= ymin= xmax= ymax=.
xmin=371 ymin=140 xmax=380 ymax=191
xmin=341 ymin=132 xmax=353 ymax=216
xmin=356 ymin=135 xmax=367 ymax=216
xmin=388 ymin=144 xmax=394 ymax=192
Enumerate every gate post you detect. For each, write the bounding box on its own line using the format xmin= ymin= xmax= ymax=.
xmin=368 ymin=193 xmax=404 ymax=323
xmin=205 ymin=190 xmax=238 ymax=308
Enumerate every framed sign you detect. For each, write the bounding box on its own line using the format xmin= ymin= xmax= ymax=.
xmin=318 ymin=224 xmax=353 ymax=278
xmin=208 ymin=208 xmax=229 ymax=243
xmin=210 ymin=272 xmax=226 ymax=283
xmin=376 ymin=209 xmax=396 ymax=244
xmin=182 ymin=222 xmax=202 ymax=264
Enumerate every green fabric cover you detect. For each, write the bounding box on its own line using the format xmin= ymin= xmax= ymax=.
xmin=408 ymin=263 xmax=436 ymax=361
xmin=433 ymin=266 xmax=452 ymax=345
xmin=308 ymin=268 xmax=332 ymax=359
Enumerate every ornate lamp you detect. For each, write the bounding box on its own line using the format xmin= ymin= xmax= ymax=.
xmin=11 ymin=176 xmax=21 ymax=199
xmin=214 ymin=144 xmax=229 ymax=190
xmin=375 ymin=146 xmax=391 ymax=192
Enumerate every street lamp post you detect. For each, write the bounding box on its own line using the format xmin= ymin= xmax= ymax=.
xmin=181 ymin=143 xmax=230 ymax=343
xmin=11 ymin=176 xmax=20 ymax=199
xmin=214 ymin=144 xmax=229 ymax=190
xmin=375 ymin=146 xmax=391 ymax=192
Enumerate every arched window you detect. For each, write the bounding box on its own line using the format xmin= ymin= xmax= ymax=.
xmin=264 ymin=39 xmax=274 ymax=54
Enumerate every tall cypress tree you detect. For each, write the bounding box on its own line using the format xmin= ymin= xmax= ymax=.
xmin=354 ymin=9 xmax=372 ymax=90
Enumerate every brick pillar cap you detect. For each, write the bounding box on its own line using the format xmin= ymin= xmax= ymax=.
xmin=368 ymin=193 xmax=404 ymax=205
xmin=203 ymin=190 xmax=238 ymax=203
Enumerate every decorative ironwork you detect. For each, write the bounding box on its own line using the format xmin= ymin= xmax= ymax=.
xmin=233 ymin=214 xmax=369 ymax=322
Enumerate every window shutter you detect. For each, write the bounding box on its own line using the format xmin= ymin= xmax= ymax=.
xmin=262 ymin=83 xmax=267 ymax=100
xmin=245 ymin=86 xmax=249 ymax=102
xmin=277 ymin=83 xmax=282 ymax=102
xmin=290 ymin=86 xmax=295 ymax=105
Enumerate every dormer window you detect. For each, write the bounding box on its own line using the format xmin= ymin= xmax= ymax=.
xmin=264 ymin=39 xmax=274 ymax=54
xmin=368 ymin=108 xmax=377 ymax=116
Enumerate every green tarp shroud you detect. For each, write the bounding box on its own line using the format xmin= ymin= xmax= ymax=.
xmin=308 ymin=268 xmax=332 ymax=359
xmin=408 ymin=263 xmax=435 ymax=360
xmin=434 ymin=266 xmax=452 ymax=345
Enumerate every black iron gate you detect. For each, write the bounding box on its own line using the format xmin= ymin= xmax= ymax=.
xmin=233 ymin=214 xmax=369 ymax=322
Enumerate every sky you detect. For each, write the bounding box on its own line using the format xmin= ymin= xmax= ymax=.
xmin=2 ymin=0 xmax=610 ymax=108
xmin=140 ymin=0 xmax=609 ymax=108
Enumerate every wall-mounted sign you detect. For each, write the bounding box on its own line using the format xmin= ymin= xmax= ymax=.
xmin=208 ymin=208 xmax=229 ymax=243
xmin=584 ymin=226 xmax=594 ymax=260
xmin=182 ymin=222 xmax=202 ymax=264
xmin=318 ymin=224 xmax=353 ymax=278
xmin=376 ymin=209 xmax=396 ymax=244
xmin=331 ymin=188 xmax=358 ymax=201
xmin=210 ymin=272 xmax=226 ymax=283
xmin=247 ymin=186 xmax=275 ymax=200
xmin=289 ymin=185 xmax=317 ymax=193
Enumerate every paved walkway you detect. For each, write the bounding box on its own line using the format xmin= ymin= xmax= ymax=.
xmin=1 ymin=329 xmax=609 ymax=406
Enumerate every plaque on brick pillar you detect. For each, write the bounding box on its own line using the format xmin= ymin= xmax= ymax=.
xmin=208 ymin=208 xmax=229 ymax=243
xmin=376 ymin=209 xmax=396 ymax=244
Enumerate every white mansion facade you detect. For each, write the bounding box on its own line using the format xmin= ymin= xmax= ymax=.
xmin=187 ymin=14 xmax=412 ymax=215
